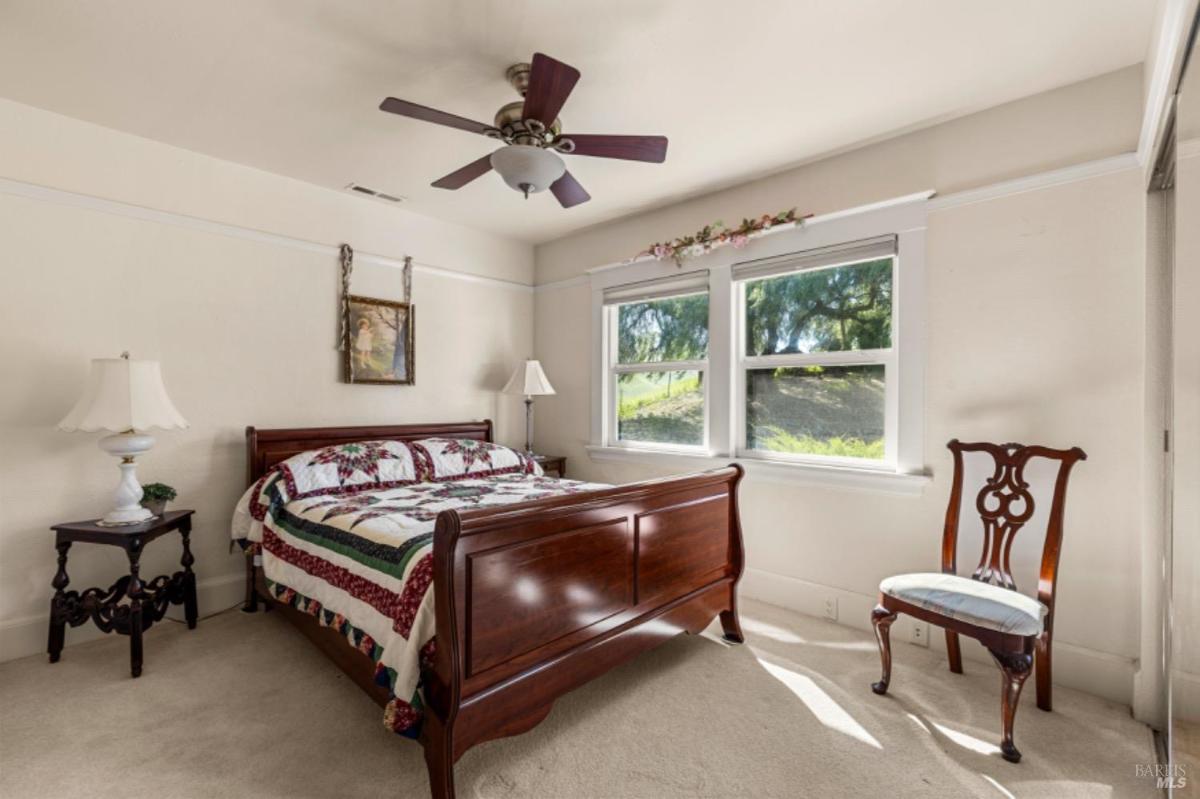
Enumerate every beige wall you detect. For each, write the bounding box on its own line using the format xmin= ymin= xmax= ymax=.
xmin=532 ymin=70 xmax=1150 ymax=705
xmin=0 ymin=100 xmax=535 ymax=660
xmin=536 ymin=65 xmax=1142 ymax=285
xmin=1173 ymin=61 xmax=1200 ymax=721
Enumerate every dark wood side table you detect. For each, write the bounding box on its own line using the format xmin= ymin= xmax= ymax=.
xmin=48 ymin=510 xmax=197 ymax=677
xmin=533 ymin=455 xmax=566 ymax=478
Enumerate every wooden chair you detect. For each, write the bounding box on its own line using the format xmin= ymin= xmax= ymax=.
xmin=869 ymin=440 xmax=1086 ymax=763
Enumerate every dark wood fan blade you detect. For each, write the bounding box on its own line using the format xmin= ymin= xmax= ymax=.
xmin=564 ymin=134 xmax=668 ymax=163
xmin=379 ymin=97 xmax=492 ymax=136
xmin=550 ymin=171 xmax=590 ymax=208
xmin=431 ymin=154 xmax=494 ymax=189
xmin=522 ymin=53 xmax=580 ymax=126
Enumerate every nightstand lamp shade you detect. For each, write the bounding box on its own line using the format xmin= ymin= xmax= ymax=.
xmin=58 ymin=355 xmax=188 ymax=526
xmin=503 ymin=359 xmax=556 ymax=397
xmin=503 ymin=359 xmax=555 ymax=455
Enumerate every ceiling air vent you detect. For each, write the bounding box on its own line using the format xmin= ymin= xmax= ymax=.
xmin=344 ymin=183 xmax=406 ymax=204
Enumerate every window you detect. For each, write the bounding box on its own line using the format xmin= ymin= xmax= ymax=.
xmin=591 ymin=197 xmax=925 ymax=485
xmin=736 ymin=240 xmax=896 ymax=465
xmin=605 ymin=273 xmax=709 ymax=450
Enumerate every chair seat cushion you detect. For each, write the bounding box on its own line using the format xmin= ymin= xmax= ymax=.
xmin=879 ymin=573 xmax=1047 ymax=637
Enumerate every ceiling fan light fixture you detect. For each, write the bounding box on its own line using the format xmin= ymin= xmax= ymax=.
xmin=490 ymin=144 xmax=565 ymax=198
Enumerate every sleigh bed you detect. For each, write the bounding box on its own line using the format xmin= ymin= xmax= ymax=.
xmin=236 ymin=420 xmax=745 ymax=799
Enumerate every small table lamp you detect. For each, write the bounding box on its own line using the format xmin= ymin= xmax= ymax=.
xmin=503 ymin=359 xmax=555 ymax=455
xmin=57 ymin=353 xmax=189 ymax=526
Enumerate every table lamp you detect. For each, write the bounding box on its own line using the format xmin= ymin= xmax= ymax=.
xmin=503 ymin=359 xmax=555 ymax=455
xmin=57 ymin=353 xmax=189 ymax=525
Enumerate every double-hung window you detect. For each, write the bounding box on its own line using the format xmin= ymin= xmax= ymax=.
xmin=604 ymin=272 xmax=710 ymax=451
xmin=592 ymin=196 xmax=926 ymax=488
xmin=735 ymin=236 xmax=897 ymax=466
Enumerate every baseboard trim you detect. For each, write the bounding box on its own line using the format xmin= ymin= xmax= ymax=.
xmin=0 ymin=572 xmax=244 ymax=663
xmin=739 ymin=567 xmax=1135 ymax=707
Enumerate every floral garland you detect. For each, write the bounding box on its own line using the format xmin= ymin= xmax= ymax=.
xmin=638 ymin=208 xmax=813 ymax=266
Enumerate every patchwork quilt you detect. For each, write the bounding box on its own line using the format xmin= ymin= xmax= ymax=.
xmin=231 ymin=438 xmax=606 ymax=736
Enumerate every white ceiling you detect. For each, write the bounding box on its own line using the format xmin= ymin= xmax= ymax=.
xmin=0 ymin=1 xmax=1154 ymax=243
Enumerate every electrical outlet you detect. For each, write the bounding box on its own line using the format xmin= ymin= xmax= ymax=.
xmin=822 ymin=597 xmax=838 ymax=621
xmin=911 ymin=621 xmax=929 ymax=647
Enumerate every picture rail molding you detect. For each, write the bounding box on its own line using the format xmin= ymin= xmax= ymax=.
xmin=0 ymin=176 xmax=535 ymax=293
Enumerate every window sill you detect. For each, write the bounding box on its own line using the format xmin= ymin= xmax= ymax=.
xmin=584 ymin=445 xmax=931 ymax=496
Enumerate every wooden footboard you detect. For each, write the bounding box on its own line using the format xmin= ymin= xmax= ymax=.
xmin=420 ymin=465 xmax=745 ymax=799
xmin=242 ymin=423 xmax=744 ymax=799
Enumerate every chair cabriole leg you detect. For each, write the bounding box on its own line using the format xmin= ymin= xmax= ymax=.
xmin=870 ymin=605 xmax=898 ymax=695
xmin=990 ymin=649 xmax=1033 ymax=763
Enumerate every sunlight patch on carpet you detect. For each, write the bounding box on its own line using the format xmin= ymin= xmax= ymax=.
xmin=980 ymin=773 xmax=1016 ymax=798
xmin=928 ymin=720 xmax=1002 ymax=756
xmin=757 ymin=656 xmax=882 ymax=749
xmin=741 ymin=615 xmax=806 ymax=644
xmin=909 ymin=712 xmax=1002 ymax=756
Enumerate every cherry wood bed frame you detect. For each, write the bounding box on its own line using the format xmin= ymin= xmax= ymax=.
xmin=242 ymin=421 xmax=745 ymax=799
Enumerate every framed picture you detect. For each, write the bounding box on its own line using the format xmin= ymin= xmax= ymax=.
xmin=343 ymin=294 xmax=415 ymax=385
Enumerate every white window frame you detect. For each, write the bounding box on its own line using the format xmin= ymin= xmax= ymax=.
xmin=606 ymin=289 xmax=711 ymax=454
xmin=734 ymin=253 xmax=898 ymax=471
xmin=589 ymin=192 xmax=930 ymax=493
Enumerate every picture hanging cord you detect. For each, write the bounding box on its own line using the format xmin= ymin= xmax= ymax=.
xmin=338 ymin=243 xmax=412 ymax=351
xmin=338 ymin=243 xmax=354 ymax=351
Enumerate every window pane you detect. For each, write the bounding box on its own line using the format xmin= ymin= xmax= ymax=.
xmin=618 ymin=294 xmax=709 ymax=364
xmin=617 ymin=370 xmax=704 ymax=446
xmin=744 ymin=257 xmax=892 ymax=356
xmin=746 ymin=365 xmax=884 ymax=459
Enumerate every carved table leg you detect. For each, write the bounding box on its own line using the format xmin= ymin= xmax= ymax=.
xmin=990 ymin=649 xmax=1033 ymax=763
xmin=870 ymin=605 xmax=898 ymax=695
xmin=47 ymin=541 xmax=71 ymax=663
xmin=180 ymin=523 xmax=198 ymax=630
xmin=127 ymin=538 xmax=144 ymax=678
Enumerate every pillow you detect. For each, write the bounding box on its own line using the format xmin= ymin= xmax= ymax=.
xmin=277 ymin=439 xmax=419 ymax=500
xmin=408 ymin=438 xmax=540 ymax=482
xmin=244 ymin=437 xmax=541 ymax=523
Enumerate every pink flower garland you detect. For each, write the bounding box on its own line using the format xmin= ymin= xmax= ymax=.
xmin=638 ymin=208 xmax=813 ymax=266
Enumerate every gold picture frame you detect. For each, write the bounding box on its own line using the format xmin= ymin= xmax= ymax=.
xmin=343 ymin=294 xmax=415 ymax=385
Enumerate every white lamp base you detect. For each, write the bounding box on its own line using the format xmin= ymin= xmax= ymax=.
xmin=97 ymin=432 xmax=155 ymax=526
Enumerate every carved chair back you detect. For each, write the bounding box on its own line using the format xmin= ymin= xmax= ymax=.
xmin=941 ymin=440 xmax=1086 ymax=627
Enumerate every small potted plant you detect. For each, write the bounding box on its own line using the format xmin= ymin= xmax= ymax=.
xmin=140 ymin=483 xmax=177 ymax=516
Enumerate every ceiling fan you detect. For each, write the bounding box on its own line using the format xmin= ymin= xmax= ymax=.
xmin=379 ymin=52 xmax=668 ymax=208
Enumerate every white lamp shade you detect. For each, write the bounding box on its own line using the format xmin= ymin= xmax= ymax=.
xmin=503 ymin=360 xmax=556 ymax=396
xmin=58 ymin=357 xmax=189 ymax=432
xmin=490 ymin=145 xmax=566 ymax=195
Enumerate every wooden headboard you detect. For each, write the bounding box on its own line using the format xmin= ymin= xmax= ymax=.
xmin=245 ymin=421 xmax=494 ymax=486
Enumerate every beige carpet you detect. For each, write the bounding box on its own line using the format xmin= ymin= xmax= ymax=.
xmin=0 ymin=599 xmax=1156 ymax=798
